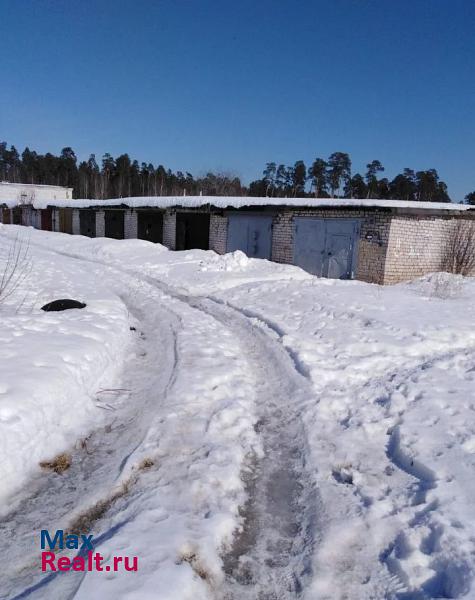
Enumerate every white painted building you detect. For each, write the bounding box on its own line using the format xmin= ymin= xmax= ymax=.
xmin=0 ymin=182 xmax=73 ymax=206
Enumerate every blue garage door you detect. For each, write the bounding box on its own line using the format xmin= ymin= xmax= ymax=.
xmin=227 ymin=215 xmax=273 ymax=259
xmin=294 ymin=218 xmax=360 ymax=279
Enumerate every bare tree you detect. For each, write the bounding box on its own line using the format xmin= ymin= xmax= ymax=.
xmin=442 ymin=221 xmax=475 ymax=276
xmin=0 ymin=234 xmax=32 ymax=305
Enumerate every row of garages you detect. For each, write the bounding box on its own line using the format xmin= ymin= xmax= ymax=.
xmin=2 ymin=206 xmax=163 ymax=242
xmin=1 ymin=205 xmax=362 ymax=280
xmin=1 ymin=202 xmax=474 ymax=284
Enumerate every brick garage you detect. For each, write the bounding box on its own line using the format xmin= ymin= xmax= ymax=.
xmin=268 ymin=207 xmax=391 ymax=283
xmin=6 ymin=198 xmax=475 ymax=285
xmin=208 ymin=203 xmax=475 ymax=285
xmin=383 ymin=211 xmax=475 ymax=284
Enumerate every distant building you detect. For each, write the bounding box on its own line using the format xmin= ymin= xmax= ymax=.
xmin=0 ymin=182 xmax=73 ymax=205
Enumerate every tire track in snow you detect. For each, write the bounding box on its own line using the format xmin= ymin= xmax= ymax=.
xmin=178 ymin=296 xmax=321 ymax=600
xmin=4 ymin=236 xmax=324 ymax=598
xmin=0 ymin=277 xmax=181 ymax=600
xmin=105 ymin=269 xmax=321 ymax=598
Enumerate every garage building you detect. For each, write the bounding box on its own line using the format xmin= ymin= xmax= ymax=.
xmin=3 ymin=196 xmax=474 ymax=285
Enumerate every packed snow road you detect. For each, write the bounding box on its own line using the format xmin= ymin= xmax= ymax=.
xmin=1 ymin=225 xmax=475 ymax=600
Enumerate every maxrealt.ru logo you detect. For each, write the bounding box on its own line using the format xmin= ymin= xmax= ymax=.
xmin=41 ymin=530 xmax=138 ymax=572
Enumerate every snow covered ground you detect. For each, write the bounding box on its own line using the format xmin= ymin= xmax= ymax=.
xmin=1 ymin=224 xmax=474 ymax=600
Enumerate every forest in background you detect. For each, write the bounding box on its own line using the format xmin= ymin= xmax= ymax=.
xmin=1 ymin=142 xmax=474 ymax=204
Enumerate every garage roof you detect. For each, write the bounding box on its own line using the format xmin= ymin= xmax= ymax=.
xmin=2 ymin=195 xmax=473 ymax=212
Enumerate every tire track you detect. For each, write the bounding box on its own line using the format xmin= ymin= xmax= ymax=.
xmin=2 ymin=235 xmax=322 ymax=599
xmin=0 ymin=277 xmax=180 ymax=600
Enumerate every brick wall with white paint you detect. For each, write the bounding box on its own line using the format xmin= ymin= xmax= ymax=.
xmin=52 ymin=209 xmax=60 ymax=232
xmin=162 ymin=211 xmax=176 ymax=249
xmin=271 ymin=211 xmax=294 ymax=264
xmin=209 ymin=214 xmax=228 ymax=254
xmin=124 ymin=210 xmax=138 ymax=239
xmin=96 ymin=211 xmax=105 ymax=237
xmin=72 ymin=210 xmax=80 ymax=235
xmin=383 ymin=214 xmax=475 ymax=284
xmin=21 ymin=206 xmax=31 ymax=226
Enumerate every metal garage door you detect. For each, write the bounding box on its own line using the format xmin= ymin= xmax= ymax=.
xmin=41 ymin=208 xmax=52 ymax=231
xmin=294 ymin=218 xmax=359 ymax=279
xmin=59 ymin=208 xmax=73 ymax=234
xmin=105 ymin=210 xmax=124 ymax=240
xmin=80 ymin=210 xmax=96 ymax=237
xmin=227 ymin=214 xmax=273 ymax=259
xmin=12 ymin=208 xmax=22 ymax=225
xmin=2 ymin=208 xmax=11 ymax=224
xmin=137 ymin=210 xmax=163 ymax=243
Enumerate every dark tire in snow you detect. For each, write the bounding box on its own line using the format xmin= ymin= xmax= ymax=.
xmin=41 ymin=299 xmax=87 ymax=312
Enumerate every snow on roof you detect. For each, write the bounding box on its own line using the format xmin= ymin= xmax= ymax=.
xmin=3 ymin=194 xmax=473 ymax=211
xmin=0 ymin=181 xmax=73 ymax=191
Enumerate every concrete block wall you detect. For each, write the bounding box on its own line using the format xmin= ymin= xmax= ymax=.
xmin=72 ymin=209 xmax=80 ymax=235
xmin=124 ymin=210 xmax=138 ymax=239
xmin=383 ymin=215 xmax=475 ymax=284
xmin=209 ymin=214 xmax=228 ymax=254
xmin=162 ymin=210 xmax=176 ymax=249
xmin=96 ymin=211 xmax=105 ymax=237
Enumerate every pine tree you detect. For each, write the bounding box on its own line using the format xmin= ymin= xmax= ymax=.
xmin=466 ymin=191 xmax=475 ymax=205
xmin=262 ymin=162 xmax=276 ymax=197
xmin=327 ymin=152 xmax=351 ymax=197
xmin=365 ymin=160 xmax=384 ymax=198
xmin=292 ymin=161 xmax=307 ymax=197
xmin=344 ymin=174 xmax=367 ymax=198
xmin=308 ymin=158 xmax=328 ymax=197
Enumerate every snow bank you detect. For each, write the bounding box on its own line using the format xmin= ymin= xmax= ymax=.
xmin=0 ymin=226 xmax=132 ymax=510
xmin=0 ymin=225 xmax=312 ymax=296
xmin=3 ymin=194 xmax=473 ymax=212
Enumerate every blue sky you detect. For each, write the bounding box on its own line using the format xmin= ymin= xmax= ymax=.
xmin=0 ymin=0 xmax=474 ymax=200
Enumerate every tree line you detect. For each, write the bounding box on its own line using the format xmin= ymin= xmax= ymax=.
xmin=0 ymin=143 xmax=244 ymax=199
xmin=250 ymin=154 xmax=457 ymax=203
xmin=1 ymin=142 xmax=473 ymax=204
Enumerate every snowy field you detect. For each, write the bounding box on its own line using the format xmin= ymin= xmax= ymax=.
xmin=1 ymin=224 xmax=474 ymax=600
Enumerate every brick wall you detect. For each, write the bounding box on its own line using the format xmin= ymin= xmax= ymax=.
xmin=22 ymin=206 xmax=31 ymax=226
xmin=271 ymin=211 xmax=294 ymax=263
xmin=96 ymin=210 xmax=105 ymax=237
xmin=52 ymin=209 xmax=60 ymax=232
xmin=209 ymin=214 xmax=228 ymax=254
xmin=383 ymin=214 xmax=475 ymax=284
xmin=124 ymin=210 xmax=138 ymax=239
xmin=270 ymin=208 xmax=391 ymax=284
xmin=162 ymin=210 xmax=176 ymax=249
xmin=72 ymin=209 xmax=80 ymax=235
xmin=356 ymin=212 xmax=391 ymax=284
